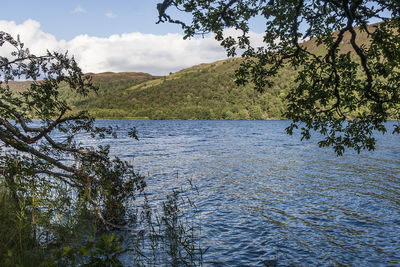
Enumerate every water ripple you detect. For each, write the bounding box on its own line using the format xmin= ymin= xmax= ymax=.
xmin=90 ymin=120 xmax=399 ymax=266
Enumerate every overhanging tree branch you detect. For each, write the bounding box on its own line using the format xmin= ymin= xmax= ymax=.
xmin=0 ymin=32 xmax=145 ymax=229
xmin=157 ymin=0 xmax=400 ymax=154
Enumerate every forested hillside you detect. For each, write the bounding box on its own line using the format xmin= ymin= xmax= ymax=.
xmin=8 ymin=23 xmax=380 ymax=120
xmin=71 ymin=58 xmax=293 ymax=119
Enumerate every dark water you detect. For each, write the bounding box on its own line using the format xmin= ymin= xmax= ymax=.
xmin=93 ymin=120 xmax=399 ymax=266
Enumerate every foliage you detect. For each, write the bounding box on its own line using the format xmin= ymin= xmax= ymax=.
xmin=0 ymin=32 xmax=206 ymax=265
xmin=157 ymin=0 xmax=400 ymax=154
xmin=43 ymin=180 xmax=205 ymax=267
xmin=43 ymin=232 xmax=126 ymax=267
xmin=0 ymin=31 xmax=146 ymax=263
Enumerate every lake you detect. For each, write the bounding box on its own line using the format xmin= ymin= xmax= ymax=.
xmin=91 ymin=120 xmax=400 ymax=266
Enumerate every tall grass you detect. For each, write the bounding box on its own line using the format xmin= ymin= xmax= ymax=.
xmin=0 ymin=178 xmax=206 ymax=266
xmin=129 ymin=180 xmax=206 ymax=266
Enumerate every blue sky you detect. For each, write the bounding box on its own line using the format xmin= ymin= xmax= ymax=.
xmin=2 ymin=0 xmax=187 ymax=40
xmin=2 ymin=1 xmax=253 ymax=75
xmin=1 ymin=1 xmax=388 ymax=75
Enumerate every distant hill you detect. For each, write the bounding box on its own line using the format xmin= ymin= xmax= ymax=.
xmin=7 ymin=72 xmax=160 ymax=92
xmin=7 ymin=81 xmax=34 ymax=93
xmin=7 ymin=23 xmax=381 ymax=120
xmin=70 ymin=58 xmax=292 ymax=120
xmin=300 ymin=21 xmax=381 ymax=55
xmin=85 ymin=72 xmax=160 ymax=83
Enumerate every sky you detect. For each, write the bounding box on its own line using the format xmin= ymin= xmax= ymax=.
xmin=0 ymin=0 xmax=266 ymax=75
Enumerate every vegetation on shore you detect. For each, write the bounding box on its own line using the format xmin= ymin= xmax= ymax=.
xmin=0 ymin=32 xmax=204 ymax=266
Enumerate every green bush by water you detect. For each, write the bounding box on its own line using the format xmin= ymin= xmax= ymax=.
xmin=0 ymin=178 xmax=205 ymax=266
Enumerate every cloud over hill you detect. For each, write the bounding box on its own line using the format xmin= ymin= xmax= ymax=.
xmin=0 ymin=19 xmax=265 ymax=75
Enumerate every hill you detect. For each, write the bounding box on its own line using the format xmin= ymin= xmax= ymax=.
xmin=72 ymin=58 xmax=292 ymax=120
xmin=7 ymin=23 xmax=381 ymax=120
xmin=68 ymin=22 xmax=383 ymax=120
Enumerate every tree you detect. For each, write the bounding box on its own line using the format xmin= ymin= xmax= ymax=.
xmin=0 ymin=30 xmax=145 ymax=236
xmin=157 ymin=0 xmax=400 ymax=155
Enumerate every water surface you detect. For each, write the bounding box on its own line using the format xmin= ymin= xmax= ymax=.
xmin=93 ymin=120 xmax=400 ymax=266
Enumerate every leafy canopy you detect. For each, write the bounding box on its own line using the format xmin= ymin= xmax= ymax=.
xmin=157 ymin=0 xmax=400 ymax=155
xmin=0 ymin=31 xmax=145 ymax=232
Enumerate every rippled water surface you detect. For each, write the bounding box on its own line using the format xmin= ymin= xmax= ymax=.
xmin=94 ymin=120 xmax=399 ymax=266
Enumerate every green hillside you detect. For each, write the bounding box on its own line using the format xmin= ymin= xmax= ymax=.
xmin=7 ymin=23 xmax=380 ymax=120
xmin=67 ymin=22 xmax=381 ymax=120
xmin=72 ymin=59 xmax=293 ymax=120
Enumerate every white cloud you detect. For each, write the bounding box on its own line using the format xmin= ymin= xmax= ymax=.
xmin=72 ymin=5 xmax=86 ymax=14
xmin=0 ymin=19 xmax=266 ymax=76
xmin=0 ymin=19 xmax=67 ymax=55
xmin=105 ymin=12 xmax=117 ymax=19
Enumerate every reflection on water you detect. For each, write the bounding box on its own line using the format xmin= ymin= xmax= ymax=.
xmin=86 ymin=120 xmax=400 ymax=266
